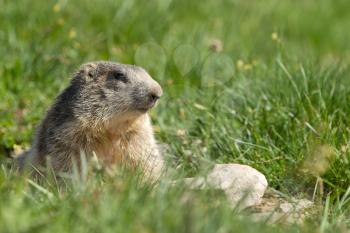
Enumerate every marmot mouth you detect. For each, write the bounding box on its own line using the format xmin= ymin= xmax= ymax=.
xmin=137 ymin=101 xmax=158 ymax=112
xmin=137 ymin=107 xmax=150 ymax=112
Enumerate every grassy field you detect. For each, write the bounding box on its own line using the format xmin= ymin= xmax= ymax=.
xmin=2 ymin=0 xmax=350 ymax=232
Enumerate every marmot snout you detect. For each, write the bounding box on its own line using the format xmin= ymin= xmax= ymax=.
xmin=77 ymin=61 xmax=163 ymax=119
xmin=17 ymin=61 xmax=165 ymax=181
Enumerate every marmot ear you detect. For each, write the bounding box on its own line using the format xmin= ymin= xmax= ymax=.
xmin=80 ymin=62 xmax=98 ymax=80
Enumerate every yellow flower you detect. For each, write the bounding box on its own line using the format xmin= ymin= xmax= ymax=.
xmin=176 ymin=129 xmax=186 ymax=136
xmin=53 ymin=3 xmax=61 ymax=13
xmin=236 ymin=59 xmax=244 ymax=69
xmin=13 ymin=144 xmax=25 ymax=155
xmin=271 ymin=32 xmax=279 ymax=41
xmin=69 ymin=29 xmax=77 ymax=39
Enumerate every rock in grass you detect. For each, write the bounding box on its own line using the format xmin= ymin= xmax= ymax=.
xmin=183 ymin=164 xmax=268 ymax=209
xmin=247 ymin=188 xmax=314 ymax=225
xmin=181 ymin=164 xmax=313 ymax=225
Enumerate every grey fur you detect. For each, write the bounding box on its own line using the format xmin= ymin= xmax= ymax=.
xmin=18 ymin=61 xmax=164 ymax=180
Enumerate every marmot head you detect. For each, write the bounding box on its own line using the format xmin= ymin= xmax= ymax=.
xmin=71 ymin=61 xmax=163 ymax=122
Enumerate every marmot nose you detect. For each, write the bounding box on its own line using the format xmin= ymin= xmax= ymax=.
xmin=149 ymin=84 xmax=163 ymax=101
xmin=150 ymin=93 xmax=161 ymax=102
xmin=148 ymin=85 xmax=162 ymax=106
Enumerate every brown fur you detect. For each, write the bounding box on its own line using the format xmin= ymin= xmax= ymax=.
xmin=17 ymin=61 xmax=164 ymax=180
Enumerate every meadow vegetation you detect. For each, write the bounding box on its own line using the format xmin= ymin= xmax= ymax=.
xmin=1 ymin=0 xmax=350 ymax=232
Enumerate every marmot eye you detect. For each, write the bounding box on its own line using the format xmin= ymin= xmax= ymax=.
xmin=109 ymin=71 xmax=128 ymax=83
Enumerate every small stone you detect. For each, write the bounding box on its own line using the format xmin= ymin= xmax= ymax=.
xmin=181 ymin=164 xmax=268 ymax=209
xmin=247 ymin=188 xmax=314 ymax=225
xmin=206 ymin=164 xmax=268 ymax=209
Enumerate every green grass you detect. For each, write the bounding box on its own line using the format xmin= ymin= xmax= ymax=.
xmin=2 ymin=0 xmax=350 ymax=232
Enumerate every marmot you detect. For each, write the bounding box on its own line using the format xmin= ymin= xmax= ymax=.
xmin=18 ymin=61 xmax=164 ymax=180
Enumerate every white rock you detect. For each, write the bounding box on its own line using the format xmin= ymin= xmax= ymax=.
xmin=182 ymin=164 xmax=268 ymax=209
xmin=206 ymin=164 xmax=268 ymax=209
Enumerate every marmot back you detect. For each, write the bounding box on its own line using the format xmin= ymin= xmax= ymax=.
xmin=18 ymin=61 xmax=164 ymax=180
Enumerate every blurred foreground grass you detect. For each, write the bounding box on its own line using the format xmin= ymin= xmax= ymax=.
xmin=2 ymin=0 xmax=350 ymax=232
